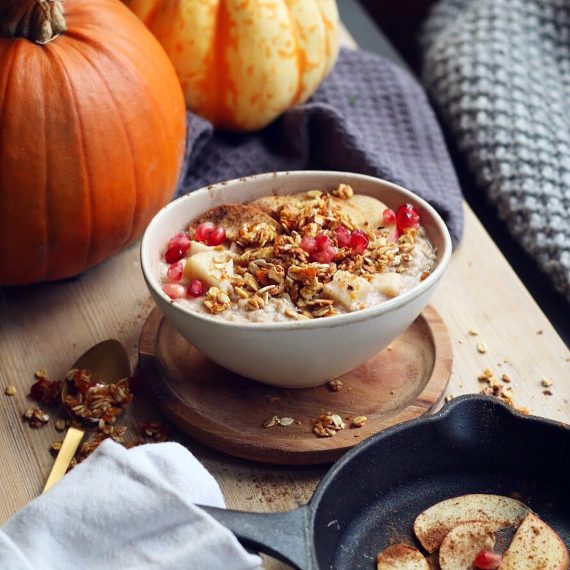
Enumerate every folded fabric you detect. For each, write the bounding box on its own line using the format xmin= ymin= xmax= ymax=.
xmin=421 ymin=0 xmax=570 ymax=301
xmin=0 ymin=440 xmax=262 ymax=570
xmin=179 ymin=47 xmax=464 ymax=246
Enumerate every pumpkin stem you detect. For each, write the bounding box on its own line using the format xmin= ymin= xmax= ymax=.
xmin=0 ymin=0 xmax=65 ymax=44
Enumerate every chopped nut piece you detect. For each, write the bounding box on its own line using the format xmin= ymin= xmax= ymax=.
xmin=331 ymin=183 xmax=354 ymax=200
xmin=445 ymin=394 xmax=454 ymax=403
xmin=540 ymin=378 xmax=553 ymax=387
xmin=263 ymin=416 xmax=279 ymax=428
xmin=501 ymin=374 xmax=511 ymax=383
xmin=55 ymin=419 xmax=66 ymax=432
xmin=313 ymin=423 xmax=335 ymax=437
xmin=468 ymin=329 xmax=479 ymax=336
xmin=4 ymin=385 xmax=16 ymax=396
xmin=34 ymin=368 xmax=49 ymax=379
xmin=476 ymin=342 xmax=488 ymax=354
xmin=279 ymin=417 xmax=295 ymax=427
xmin=327 ymin=379 xmax=344 ymax=392
xmin=351 ymin=416 xmax=367 ymax=427
xmin=23 ymin=407 xmax=49 ymax=428
xmin=141 ymin=422 xmax=167 ymax=442
xmin=478 ymin=368 xmax=496 ymax=383
xmin=49 ymin=441 xmax=63 ymax=454
xmin=204 ymin=287 xmax=232 ymax=314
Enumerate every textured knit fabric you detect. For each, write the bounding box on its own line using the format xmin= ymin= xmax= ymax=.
xmin=178 ymin=47 xmax=464 ymax=245
xmin=421 ymin=0 xmax=570 ymax=300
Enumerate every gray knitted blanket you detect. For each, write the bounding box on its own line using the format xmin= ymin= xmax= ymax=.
xmin=422 ymin=0 xmax=570 ymax=301
xmin=178 ymin=48 xmax=464 ymax=244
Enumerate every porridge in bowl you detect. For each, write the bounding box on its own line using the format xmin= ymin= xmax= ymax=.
xmin=159 ymin=184 xmax=436 ymax=323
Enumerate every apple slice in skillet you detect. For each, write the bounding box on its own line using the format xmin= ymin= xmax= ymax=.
xmin=438 ymin=522 xmax=496 ymax=570
xmin=499 ymin=513 xmax=569 ymax=570
xmin=413 ymin=494 xmax=529 ymax=553
xmin=376 ymin=544 xmax=429 ymax=569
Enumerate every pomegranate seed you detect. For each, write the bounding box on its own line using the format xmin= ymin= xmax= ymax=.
xmin=187 ymin=279 xmax=205 ymax=297
xmin=312 ymin=244 xmax=337 ymax=264
xmin=162 ymin=283 xmax=186 ymax=299
xmin=474 ymin=550 xmax=502 ymax=569
xmin=335 ymin=226 xmax=351 ymax=247
xmin=349 ymin=229 xmax=369 ymax=254
xmin=300 ymin=237 xmax=317 ymax=253
xmin=383 ymin=208 xmax=396 ymax=225
xmin=207 ymin=226 xmax=226 ymax=246
xmin=396 ymin=203 xmax=420 ymax=234
xmin=195 ymin=222 xmax=226 ymax=246
xmin=315 ymin=233 xmax=331 ymax=249
xmin=195 ymin=222 xmax=215 ymax=242
xmin=166 ymin=262 xmax=183 ymax=282
xmin=164 ymin=246 xmax=184 ymax=264
xmin=167 ymin=232 xmax=191 ymax=253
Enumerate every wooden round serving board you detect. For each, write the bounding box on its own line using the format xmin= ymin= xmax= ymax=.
xmin=138 ymin=306 xmax=452 ymax=465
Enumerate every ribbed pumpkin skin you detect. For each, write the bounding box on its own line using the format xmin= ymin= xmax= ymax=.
xmin=0 ymin=0 xmax=186 ymax=285
xmin=126 ymin=0 xmax=339 ymax=131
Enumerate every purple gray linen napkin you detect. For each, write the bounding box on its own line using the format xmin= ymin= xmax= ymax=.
xmin=177 ymin=47 xmax=464 ymax=245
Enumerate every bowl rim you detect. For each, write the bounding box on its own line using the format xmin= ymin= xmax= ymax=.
xmin=141 ymin=170 xmax=452 ymax=331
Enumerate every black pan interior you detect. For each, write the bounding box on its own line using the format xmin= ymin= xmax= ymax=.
xmin=310 ymin=396 xmax=570 ymax=569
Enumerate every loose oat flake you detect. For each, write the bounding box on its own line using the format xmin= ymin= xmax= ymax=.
xmin=476 ymin=342 xmax=488 ymax=354
xmin=279 ymin=417 xmax=295 ymax=427
xmin=327 ymin=379 xmax=344 ymax=392
xmin=351 ymin=416 xmax=367 ymax=427
xmin=263 ymin=416 xmax=279 ymax=428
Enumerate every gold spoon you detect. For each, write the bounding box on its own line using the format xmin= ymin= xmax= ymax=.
xmin=42 ymin=339 xmax=130 ymax=494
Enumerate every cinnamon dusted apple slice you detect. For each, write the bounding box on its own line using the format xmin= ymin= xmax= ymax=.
xmin=346 ymin=194 xmax=389 ymax=229
xmin=251 ymin=193 xmax=313 ymax=216
xmin=414 ymin=494 xmax=529 ymax=553
xmin=376 ymin=544 xmax=429 ymax=570
xmin=188 ymin=204 xmax=282 ymax=241
xmin=499 ymin=513 xmax=569 ymax=570
xmin=439 ymin=522 xmax=496 ymax=570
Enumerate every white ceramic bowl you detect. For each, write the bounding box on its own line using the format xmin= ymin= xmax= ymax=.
xmin=141 ymin=171 xmax=452 ymax=388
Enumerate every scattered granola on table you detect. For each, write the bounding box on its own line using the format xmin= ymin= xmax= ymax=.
xmin=327 ymin=379 xmax=344 ymax=392
xmin=22 ymin=366 xmax=169 ymax=470
xmin=159 ymin=185 xmax=436 ymax=323
xmin=4 ymin=385 xmax=16 ymax=396
xmin=22 ymin=407 xmax=49 ymax=428
xmin=313 ymin=412 xmax=346 ymax=437
xmin=477 ymin=368 xmax=529 ymax=415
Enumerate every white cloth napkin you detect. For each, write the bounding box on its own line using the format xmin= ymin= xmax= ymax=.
xmin=0 ymin=440 xmax=262 ymax=570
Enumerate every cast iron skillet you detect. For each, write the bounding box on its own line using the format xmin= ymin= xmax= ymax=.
xmin=202 ymin=395 xmax=570 ymax=569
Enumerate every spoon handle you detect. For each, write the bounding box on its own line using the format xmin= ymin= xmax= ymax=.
xmin=42 ymin=427 xmax=85 ymax=494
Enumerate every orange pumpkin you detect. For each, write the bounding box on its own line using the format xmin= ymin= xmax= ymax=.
xmin=124 ymin=0 xmax=340 ymax=131
xmin=0 ymin=0 xmax=187 ymax=285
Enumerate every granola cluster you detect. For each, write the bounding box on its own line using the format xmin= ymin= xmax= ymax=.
xmin=207 ymin=187 xmax=422 ymax=319
xmin=63 ymin=368 xmax=133 ymax=428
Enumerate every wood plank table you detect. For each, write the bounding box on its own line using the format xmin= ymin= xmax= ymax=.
xmin=1 ymin=28 xmax=569 ymax=570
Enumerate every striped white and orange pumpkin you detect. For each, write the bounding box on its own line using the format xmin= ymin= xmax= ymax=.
xmin=124 ymin=0 xmax=340 ymax=131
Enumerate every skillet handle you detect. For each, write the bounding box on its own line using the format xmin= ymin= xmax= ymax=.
xmin=199 ymin=504 xmax=313 ymax=570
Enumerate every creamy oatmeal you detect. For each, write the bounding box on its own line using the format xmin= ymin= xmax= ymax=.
xmin=159 ymin=184 xmax=436 ymax=323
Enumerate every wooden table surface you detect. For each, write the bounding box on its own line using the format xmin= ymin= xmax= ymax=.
xmin=1 ymin=32 xmax=569 ymax=570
